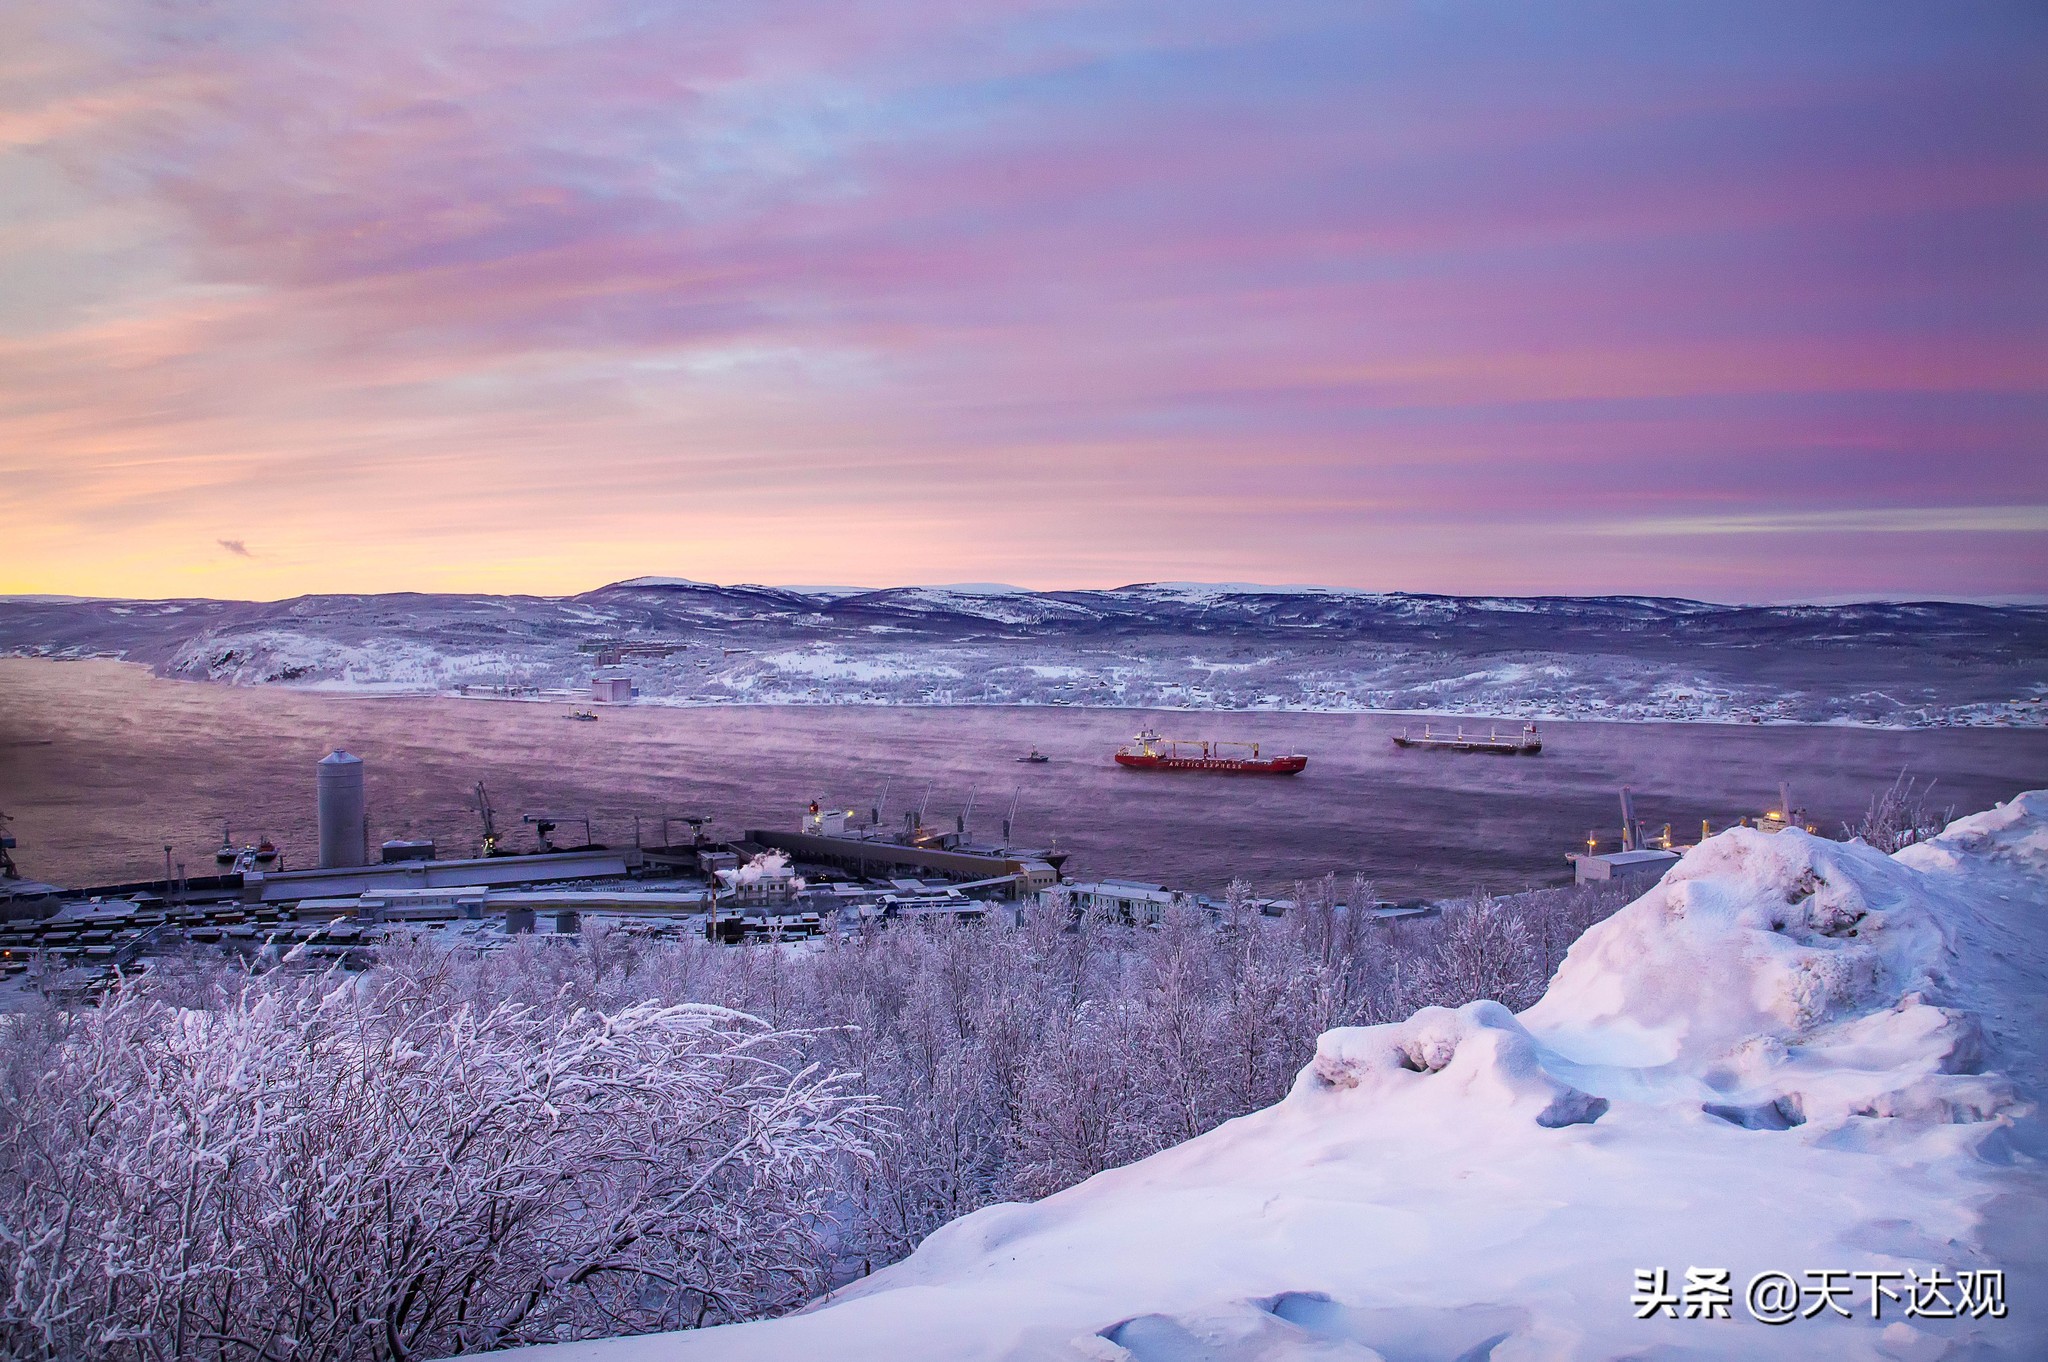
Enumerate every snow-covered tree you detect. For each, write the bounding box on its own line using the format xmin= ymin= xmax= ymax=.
xmin=0 ymin=957 xmax=880 ymax=1360
xmin=0 ymin=872 xmax=1634 ymax=1355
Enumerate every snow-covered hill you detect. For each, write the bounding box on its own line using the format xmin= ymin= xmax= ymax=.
xmin=1 ymin=582 xmax=2042 ymax=727
xmin=488 ymin=793 xmax=2048 ymax=1361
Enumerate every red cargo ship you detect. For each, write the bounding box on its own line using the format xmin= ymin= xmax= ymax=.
xmin=1113 ymin=728 xmax=1307 ymax=774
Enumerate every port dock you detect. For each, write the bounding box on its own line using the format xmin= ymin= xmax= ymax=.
xmin=742 ymin=828 xmax=1058 ymax=897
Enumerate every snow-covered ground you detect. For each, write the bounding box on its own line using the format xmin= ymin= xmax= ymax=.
xmin=2 ymin=582 xmax=2044 ymax=728
xmin=488 ymin=793 xmax=2048 ymax=1361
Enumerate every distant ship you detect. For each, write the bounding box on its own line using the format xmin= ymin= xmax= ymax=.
xmin=1017 ymin=749 xmax=1050 ymax=763
xmin=566 ymin=709 xmax=598 ymax=722
xmin=1392 ymin=721 xmax=1542 ymax=756
xmin=215 ymin=827 xmax=280 ymax=865
xmin=1114 ymin=728 xmax=1307 ymax=775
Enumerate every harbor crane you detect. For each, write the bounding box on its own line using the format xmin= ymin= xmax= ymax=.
xmin=905 ymin=780 xmax=935 ymax=841
xmin=473 ymin=782 xmax=502 ymax=856
xmin=522 ymin=811 xmax=593 ymax=853
xmin=1001 ymin=786 xmax=1022 ymax=846
xmin=660 ymin=812 xmax=715 ymax=847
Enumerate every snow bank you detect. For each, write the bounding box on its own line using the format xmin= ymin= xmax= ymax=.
xmin=1309 ymin=1001 xmax=1611 ymax=1130
xmin=484 ymin=795 xmax=2048 ymax=1362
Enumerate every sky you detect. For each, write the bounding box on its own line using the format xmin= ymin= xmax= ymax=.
xmin=1 ymin=0 xmax=2043 ymax=603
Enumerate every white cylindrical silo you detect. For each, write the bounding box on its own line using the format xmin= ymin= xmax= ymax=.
xmin=317 ymin=749 xmax=367 ymax=868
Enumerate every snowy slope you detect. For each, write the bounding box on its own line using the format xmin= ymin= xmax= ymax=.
xmin=488 ymin=793 xmax=2048 ymax=1361
xmin=1 ymin=584 xmax=2042 ymax=725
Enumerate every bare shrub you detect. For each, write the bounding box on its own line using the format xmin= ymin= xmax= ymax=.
xmin=1846 ymin=771 xmax=1954 ymax=854
xmin=1421 ymin=895 xmax=1544 ymax=1011
xmin=0 ymin=958 xmax=879 ymax=1360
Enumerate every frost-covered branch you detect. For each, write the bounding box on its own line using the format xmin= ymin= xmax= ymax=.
xmin=0 ymin=966 xmax=879 ymax=1360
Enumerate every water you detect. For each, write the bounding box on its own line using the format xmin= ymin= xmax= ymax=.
xmin=2 ymin=658 xmax=2042 ymax=897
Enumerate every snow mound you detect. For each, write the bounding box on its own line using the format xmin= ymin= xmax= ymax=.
xmin=1309 ymin=1001 xmax=1611 ymax=1130
xmin=1523 ymin=822 xmax=2022 ymax=1144
xmin=1530 ymin=825 xmax=1945 ymax=1060
xmin=486 ymin=794 xmax=2048 ymax=1362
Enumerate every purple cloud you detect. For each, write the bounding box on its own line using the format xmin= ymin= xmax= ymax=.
xmin=0 ymin=0 xmax=2041 ymax=600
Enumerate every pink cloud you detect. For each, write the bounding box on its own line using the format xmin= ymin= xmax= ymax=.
xmin=0 ymin=0 xmax=2041 ymax=600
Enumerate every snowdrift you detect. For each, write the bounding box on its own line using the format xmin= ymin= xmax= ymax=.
xmin=491 ymin=794 xmax=2048 ymax=1361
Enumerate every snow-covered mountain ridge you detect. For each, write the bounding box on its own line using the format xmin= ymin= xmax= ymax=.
xmin=491 ymin=792 xmax=2048 ymax=1361
xmin=2 ymin=582 xmax=2042 ymax=727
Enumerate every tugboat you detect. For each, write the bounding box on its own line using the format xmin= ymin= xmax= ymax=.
xmin=1017 ymin=749 xmax=1050 ymax=764
xmin=215 ymin=825 xmax=237 ymax=866
xmin=1391 ymin=721 xmax=1542 ymax=755
xmin=566 ymin=709 xmax=598 ymax=722
xmin=253 ymin=835 xmax=278 ymax=865
xmin=1114 ymin=728 xmax=1307 ymax=774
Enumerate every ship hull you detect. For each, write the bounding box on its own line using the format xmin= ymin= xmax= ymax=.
xmin=1114 ymin=753 xmax=1308 ymax=774
xmin=1391 ymin=737 xmax=1541 ymax=755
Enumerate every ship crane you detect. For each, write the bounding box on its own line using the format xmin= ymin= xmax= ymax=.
xmin=1139 ymin=733 xmax=1268 ymax=759
xmin=1129 ymin=730 xmax=1265 ymax=759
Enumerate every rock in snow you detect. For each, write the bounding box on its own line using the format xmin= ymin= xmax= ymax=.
xmin=490 ymin=794 xmax=2048 ymax=1361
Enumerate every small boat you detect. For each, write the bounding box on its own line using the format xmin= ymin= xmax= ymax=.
xmin=566 ymin=709 xmax=598 ymax=722
xmin=215 ymin=825 xmax=237 ymax=866
xmin=1391 ymin=721 xmax=1542 ymax=756
xmin=1017 ymin=749 xmax=1050 ymax=763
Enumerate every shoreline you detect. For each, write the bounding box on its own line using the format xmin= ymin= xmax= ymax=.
xmin=5 ymin=654 xmax=2042 ymax=733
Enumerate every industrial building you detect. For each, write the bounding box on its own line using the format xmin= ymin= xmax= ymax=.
xmin=0 ymin=749 xmax=1085 ymax=992
xmin=1064 ymin=878 xmax=1205 ymax=924
xmin=1571 ymin=847 xmax=1681 ymax=886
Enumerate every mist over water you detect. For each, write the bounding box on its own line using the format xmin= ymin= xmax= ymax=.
xmin=3 ymin=658 xmax=2042 ymax=898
